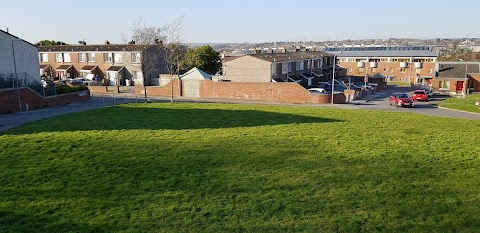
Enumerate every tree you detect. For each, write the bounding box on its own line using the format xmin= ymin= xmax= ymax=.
xmin=36 ymin=40 xmax=67 ymax=46
xmin=122 ymin=16 xmax=184 ymax=103
xmin=181 ymin=45 xmax=221 ymax=74
xmin=162 ymin=15 xmax=185 ymax=103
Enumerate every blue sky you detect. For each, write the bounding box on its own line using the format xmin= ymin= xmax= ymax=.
xmin=2 ymin=0 xmax=478 ymax=44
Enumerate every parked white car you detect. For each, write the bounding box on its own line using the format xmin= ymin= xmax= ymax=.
xmin=308 ymin=88 xmax=327 ymax=95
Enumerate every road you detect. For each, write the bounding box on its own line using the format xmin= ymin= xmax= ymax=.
xmin=1 ymin=88 xmax=479 ymax=132
xmin=338 ymin=87 xmax=480 ymax=120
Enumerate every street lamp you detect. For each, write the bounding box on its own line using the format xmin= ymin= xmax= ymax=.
xmin=331 ymin=54 xmax=336 ymax=104
xmin=11 ymin=39 xmax=22 ymax=112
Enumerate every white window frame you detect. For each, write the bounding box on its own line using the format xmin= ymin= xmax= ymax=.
xmin=55 ymin=53 xmax=63 ymax=62
xmin=104 ymin=53 xmax=113 ymax=63
xmin=63 ymin=53 xmax=71 ymax=62
xmin=131 ymin=53 xmax=141 ymax=64
xmin=78 ymin=53 xmax=86 ymax=62
xmin=114 ymin=53 xmax=123 ymax=64
xmin=40 ymin=53 xmax=48 ymax=62
xmin=416 ymin=68 xmax=421 ymax=74
xmin=87 ymin=53 xmax=96 ymax=62
xmin=307 ymin=60 xmax=311 ymax=70
xmin=428 ymin=69 xmax=433 ymax=74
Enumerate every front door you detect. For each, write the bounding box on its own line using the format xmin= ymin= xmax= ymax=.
xmin=456 ymin=81 xmax=464 ymax=92
xmin=108 ymin=72 xmax=117 ymax=86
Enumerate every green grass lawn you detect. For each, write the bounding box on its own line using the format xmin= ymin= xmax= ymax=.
xmin=438 ymin=94 xmax=480 ymax=114
xmin=1 ymin=103 xmax=480 ymax=232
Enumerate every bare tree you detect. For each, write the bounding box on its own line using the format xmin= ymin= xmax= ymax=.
xmin=162 ymin=15 xmax=185 ymax=103
xmin=121 ymin=18 xmax=166 ymax=45
xmin=122 ymin=16 xmax=184 ymax=103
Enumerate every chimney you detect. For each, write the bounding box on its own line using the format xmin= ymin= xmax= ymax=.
xmin=6 ymin=27 xmax=9 ymax=33
xmin=267 ymin=48 xmax=273 ymax=54
xmin=252 ymin=47 xmax=258 ymax=55
xmin=105 ymin=40 xmax=110 ymax=45
xmin=128 ymin=40 xmax=135 ymax=45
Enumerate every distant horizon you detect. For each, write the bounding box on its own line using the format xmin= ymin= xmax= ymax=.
xmin=3 ymin=0 xmax=478 ymax=45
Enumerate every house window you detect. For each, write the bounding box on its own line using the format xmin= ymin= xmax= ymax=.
xmin=372 ymin=68 xmax=377 ymax=73
xmin=114 ymin=53 xmax=123 ymax=63
xmin=348 ymin=68 xmax=353 ymax=72
xmin=428 ymin=69 xmax=433 ymax=74
xmin=439 ymin=80 xmax=451 ymax=89
xmin=416 ymin=68 xmax=421 ymax=74
xmin=131 ymin=53 xmax=141 ymax=63
xmin=78 ymin=53 xmax=86 ymax=62
xmin=400 ymin=68 xmax=407 ymax=73
xmin=132 ymin=70 xmax=142 ymax=81
xmin=358 ymin=68 xmax=364 ymax=73
xmin=104 ymin=53 xmax=113 ymax=62
xmin=63 ymin=53 xmax=71 ymax=62
xmin=307 ymin=60 xmax=311 ymax=70
xmin=282 ymin=63 xmax=288 ymax=74
xmin=55 ymin=53 xmax=63 ymax=62
xmin=40 ymin=53 xmax=48 ymax=62
xmin=300 ymin=61 xmax=304 ymax=70
xmin=390 ymin=68 xmax=394 ymax=73
xmin=87 ymin=53 xmax=96 ymax=62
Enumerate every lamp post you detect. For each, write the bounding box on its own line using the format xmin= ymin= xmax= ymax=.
xmin=331 ymin=54 xmax=336 ymax=104
xmin=11 ymin=39 xmax=22 ymax=112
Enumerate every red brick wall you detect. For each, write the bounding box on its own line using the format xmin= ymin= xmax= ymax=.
xmin=88 ymin=86 xmax=109 ymax=93
xmin=134 ymin=80 xmax=180 ymax=96
xmin=0 ymin=88 xmax=90 ymax=114
xmin=200 ymin=80 xmax=345 ymax=104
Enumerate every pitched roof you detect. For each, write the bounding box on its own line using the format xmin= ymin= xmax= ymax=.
xmin=0 ymin=29 xmax=38 ymax=48
xmin=56 ymin=65 xmax=72 ymax=70
xmin=38 ymin=44 xmax=153 ymax=52
xmin=106 ymin=66 xmax=125 ymax=72
xmin=80 ymin=65 xmax=98 ymax=71
xmin=437 ymin=62 xmax=480 ymax=78
xmin=249 ymin=51 xmax=333 ymax=63
xmin=324 ymin=46 xmax=439 ymax=58
xmin=180 ymin=67 xmax=212 ymax=80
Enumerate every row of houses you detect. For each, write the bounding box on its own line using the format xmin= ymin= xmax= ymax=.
xmin=222 ymin=46 xmax=480 ymax=96
xmin=38 ymin=43 xmax=167 ymax=86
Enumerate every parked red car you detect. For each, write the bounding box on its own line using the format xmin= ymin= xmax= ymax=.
xmin=389 ymin=93 xmax=414 ymax=107
xmin=412 ymin=90 xmax=429 ymax=102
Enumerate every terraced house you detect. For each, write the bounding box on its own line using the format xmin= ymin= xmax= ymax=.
xmin=222 ymin=50 xmax=336 ymax=88
xmin=434 ymin=62 xmax=480 ymax=96
xmin=324 ymin=46 xmax=440 ymax=84
xmin=38 ymin=42 xmax=167 ymax=86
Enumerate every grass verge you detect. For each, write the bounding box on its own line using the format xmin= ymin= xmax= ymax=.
xmin=1 ymin=103 xmax=480 ymax=232
xmin=438 ymin=94 xmax=480 ymax=114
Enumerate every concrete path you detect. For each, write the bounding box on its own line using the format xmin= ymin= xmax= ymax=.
xmin=1 ymin=89 xmax=479 ymax=132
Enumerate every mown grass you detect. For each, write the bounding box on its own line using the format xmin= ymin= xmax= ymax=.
xmin=438 ymin=94 xmax=480 ymax=113
xmin=1 ymin=103 xmax=480 ymax=232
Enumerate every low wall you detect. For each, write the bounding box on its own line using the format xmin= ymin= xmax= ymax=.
xmin=200 ymin=81 xmax=346 ymax=104
xmin=135 ymin=80 xmax=180 ymax=96
xmin=0 ymin=88 xmax=90 ymax=114
xmin=88 ymin=86 xmax=108 ymax=93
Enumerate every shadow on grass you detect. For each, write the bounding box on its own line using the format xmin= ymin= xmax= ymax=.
xmin=4 ymin=104 xmax=343 ymax=134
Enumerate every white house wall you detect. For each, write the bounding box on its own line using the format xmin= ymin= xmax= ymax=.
xmin=0 ymin=31 xmax=40 ymax=82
